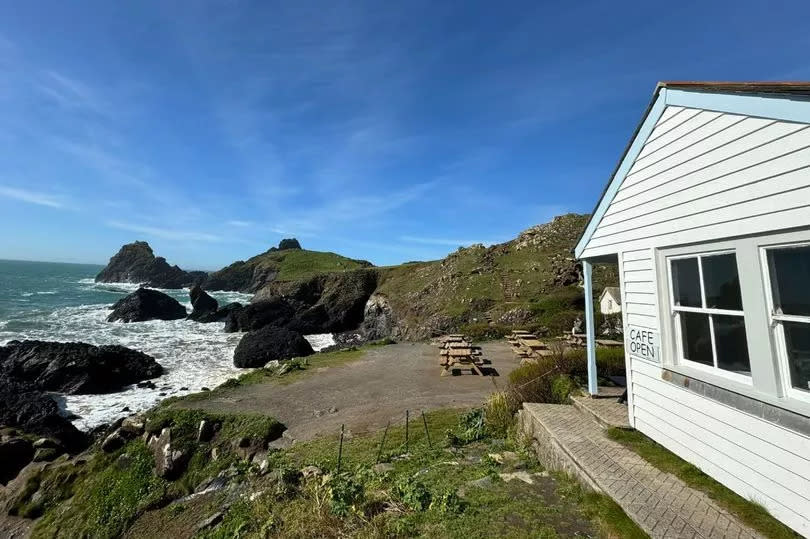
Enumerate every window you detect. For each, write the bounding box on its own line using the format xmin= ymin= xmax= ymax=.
xmin=608 ymin=299 xmax=613 ymax=310
xmin=765 ymin=244 xmax=810 ymax=396
xmin=668 ymin=252 xmax=751 ymax=380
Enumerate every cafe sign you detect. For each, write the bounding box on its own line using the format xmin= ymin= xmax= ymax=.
xmin=627 ymin=326 xmax=659 ymax=363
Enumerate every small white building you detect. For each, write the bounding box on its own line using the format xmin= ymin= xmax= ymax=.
xmin=575 ymin=82 xmax=810 ymax=536
xmin=599 ymin=286 xmax=622 ymax=315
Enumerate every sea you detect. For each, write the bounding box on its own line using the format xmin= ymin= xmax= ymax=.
xmin=0 ymin=259 xmax=334 ymax=431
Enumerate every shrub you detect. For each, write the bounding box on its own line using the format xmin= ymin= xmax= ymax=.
xmin=328 ymin=475 xmax=364 ymax=516
xmin=459 ymin=322 xmax=510 ymax=341
xmin=394 ymin=477 xmax=431 ymax=511
xmin=484 ymin=391 xmax=518 ymax=438
xmin=430 ymin=488 xmax=464 ymax=514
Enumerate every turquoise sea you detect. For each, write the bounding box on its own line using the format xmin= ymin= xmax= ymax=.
xmin=0 ymin=259 xmax=332 ymax=430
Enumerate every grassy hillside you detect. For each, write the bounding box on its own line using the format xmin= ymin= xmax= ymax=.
xmin=375 ymin=214 xmax=618 ymax=339
xmin=204 ymin=247 xmax=372 ymax=292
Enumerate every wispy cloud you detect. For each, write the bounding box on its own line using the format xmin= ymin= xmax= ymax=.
xmin=106 ymin=221 xmax=221 ymax=242
xmin=0 ymin=185 xmax=67 ymax=208
xmin=226 ymin=220 xmax=252 ymax=227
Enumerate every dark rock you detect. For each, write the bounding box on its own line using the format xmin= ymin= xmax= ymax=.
xmin=32 ymin=438 xmax=61 ymax=450
xmin=201 ymin=387 xmax=210 ymax=392
xmin=101 ymin=431 xmax=126 ymax=453
xmin=0 ymin=340 xmax=162 ymax=394
xmin=358 ymin=293 xmax=396 ymax=340
xmin=188 ymin=284 xmax=218 ymax=322
xmin=0 ymin=438 xmax=34 ymax=484
xmin=95 ymin=241 xmax=201 ymax=288
xmin=107 ymin=288 xmax=187 ymax=323
xmin=223 ymin=298 xmax=295 ymax=333
xmin=197 ymin=420 xmax=215 ymax=443
xmin=229 ymin=269 xmax=378 ymax=334
xmin=137 ymin=380 xmax=157 ymax=389
xmin=232 ymin=327 xmax=314 ymax=368
xmin=277 ymin=238 xmax=301 ymax=250
xmin=0 ymin=378 xmax=86 ymax=452
xmin=121 ymin=406 xmax=131 ymax=413
xmin=120 ymin=416 xmax=145 ymax=437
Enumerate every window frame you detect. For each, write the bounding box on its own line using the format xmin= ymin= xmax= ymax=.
xmin=760 ymin=239 xmax=810 ymax=405
xmin=666 ymin=250 xmax=752 ymax=385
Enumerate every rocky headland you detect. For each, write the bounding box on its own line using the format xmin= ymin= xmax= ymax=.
xmin=95 ymin=241 xmax=205 ymax=288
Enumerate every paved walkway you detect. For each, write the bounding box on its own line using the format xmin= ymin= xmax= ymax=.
xmin=571 ymin=390 xmax=631 ymax=429
xmin=519 ymin=402 xmax=762 ymax=539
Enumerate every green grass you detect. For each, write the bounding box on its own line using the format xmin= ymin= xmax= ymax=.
xmin=198 ymin=408 xmax=645 ymax=538
xmin=271 ymin=249 xmax=370 ymax=281
xmin=607 ymin=428 xmax=800 ymax=539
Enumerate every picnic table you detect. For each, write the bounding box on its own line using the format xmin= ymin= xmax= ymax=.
xmin=441 ymin=346 xmax=484 ymax=376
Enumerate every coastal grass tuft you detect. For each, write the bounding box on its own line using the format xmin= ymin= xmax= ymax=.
xmin=607 ymin=428 xmax=800 ymax=539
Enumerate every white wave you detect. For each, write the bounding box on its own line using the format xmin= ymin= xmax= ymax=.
xmin=1 ymin=300 xmax=330 ymax=431
xmin=305 ymin=333 xmax=336 ymax=350
xmin=21 ymin=292 xmax=34 ymax=297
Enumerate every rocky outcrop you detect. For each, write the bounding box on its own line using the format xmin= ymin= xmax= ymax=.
xmin=188 ymin=285 xmax=218 ymax=322
xmin=95 ymin=241 xmax=202 ymax=288
xmin=108 ymin=288 xmax=187 ymax=323
xmin=0 ymin=340 xmax=162 ymax=394
xmin=232 ymin=327 xmax=314 ymax=368
xmin=228 ymin=269 xmax=379 ymax=334
xmin=276 ymin=238 xmax=301 ymax=250
xmin=0 ymin=438 xmax=34 ymax=485
xmin=0 ymin=378 xmax=86 ymax=452
xmin=147 ymin=428 xmax=189 ymax=479
xmin=357 ymin=293 xmax=396 ymax=341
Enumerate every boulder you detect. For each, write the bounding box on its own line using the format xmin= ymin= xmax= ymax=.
xmin=0 ymin=340 xmax=163 ymax=394
xmin=0 ymin=378 xmax=86 ymax=453
xmin=0 ymin=438 xmax=34 ymax=484
xmin=148 ymin=428 xmax=189 ymax=479
xmin=358 ymin=293 xmax=396 ymax=340
xmin=108 ymin=288 xmax=187 ymax=323
xmin=101 ymin=431 xmax=126 ymax=453
xmin=188 ymin=284 xmax=218 ymax=322
xmin=95 ymin=241 xmax=201 ymax=288
xmin=232 ymin=327 xmax=314 ymax=368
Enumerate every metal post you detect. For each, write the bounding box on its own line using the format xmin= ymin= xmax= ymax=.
xmin=337 ymin=424 xmax=345 ymax=474
xmin=583 ymin=259 xmax=598 ymax=396
xmin=405 ymin=410 xmax=409 ymax=453
xmin=421 ymin=411 xmax=432 ymax=449
xmin=376 ymin=421 xmax=390 ymax=463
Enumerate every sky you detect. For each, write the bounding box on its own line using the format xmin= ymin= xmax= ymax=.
xmin=2 ymin=1 xmax=810 ymax=269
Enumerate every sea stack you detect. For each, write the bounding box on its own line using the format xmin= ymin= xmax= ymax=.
xmin=95 ymin=241 xmax=204 ymax=288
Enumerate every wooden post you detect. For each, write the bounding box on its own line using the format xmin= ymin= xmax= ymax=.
xmin=422 ymin=411 xmax=432 ymax=449
xmin=584 ymin=259 xmax=598 ymax=396
xmin=376 ymin=421 xmax=390 ymax=463
xmin=405 ymin=410 xmax=409 ymax=453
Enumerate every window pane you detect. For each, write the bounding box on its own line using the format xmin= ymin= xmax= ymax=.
xmin=768 ymin=246 xmax=810 ymax=316
xmin=679 ymin=312 xmax=713 ymax=366
xmin=672 ymin=258 xmax=702 ymax=307
xmin=784 ymin=322 xmax=810 ymax=392
xmin=702 ymin=254 xmax=743 ymax=311
xmin=713 ymin=315 xmax=750 ymax=375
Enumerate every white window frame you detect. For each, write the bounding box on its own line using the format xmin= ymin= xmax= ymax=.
xmin=760 ymin=239 xmax=810 ymax=405
xmin=666 ymin=250 xmax=752 ymax=385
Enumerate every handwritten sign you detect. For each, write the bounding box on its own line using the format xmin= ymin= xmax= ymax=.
xmin=627 ymin=326 xmax=659 ymax=363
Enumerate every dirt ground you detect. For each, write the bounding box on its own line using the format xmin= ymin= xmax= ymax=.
xmin=180 ymin=341 xmax=520 ymax=445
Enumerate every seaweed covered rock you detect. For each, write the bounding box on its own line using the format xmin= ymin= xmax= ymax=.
xmin=232 ymin=327 xmax=314 ymax=368
xmin=108 ymin=288 xmax=187 ymax=323
xmin=0 ymin=340 xmax=163 ymax=394
xmin=95 ymin=241 xmax=200 ymax=288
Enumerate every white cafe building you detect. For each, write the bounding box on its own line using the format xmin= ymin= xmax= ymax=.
xmin=575 ymin=82 xmax=810 ymax=536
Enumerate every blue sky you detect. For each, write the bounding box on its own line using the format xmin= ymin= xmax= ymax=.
xmin=2 ymin=1 xmax=810 ymax=269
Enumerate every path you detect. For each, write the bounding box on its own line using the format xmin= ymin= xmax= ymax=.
xmin=519 ymin=398 xmax=763 ymax=539
xmin=180 ymin=341 xmax=519 ymax=445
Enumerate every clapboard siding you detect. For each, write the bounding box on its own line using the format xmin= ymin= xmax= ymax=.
xmin=581 ymin=108 xmax=810 ymax=259
xmin=631 ymin=361 xmax=810 ymax=535
xmin=620 ymin=250 xmax=658 ymax=331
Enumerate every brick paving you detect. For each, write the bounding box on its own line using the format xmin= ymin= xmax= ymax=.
xmin=571 ymin=393 xmax=632 ymax=429
xmin=519 ymin=402 xmax=763 ymax=539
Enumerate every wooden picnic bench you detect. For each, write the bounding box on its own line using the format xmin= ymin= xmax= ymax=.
xmin=441 ymin=347 xmax=484 ymax=376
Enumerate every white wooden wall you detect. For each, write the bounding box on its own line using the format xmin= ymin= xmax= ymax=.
xmin=593 ymin=104 xmax=810 ymax=535
xmin=581 ymin=106 xmax=810 ymax=259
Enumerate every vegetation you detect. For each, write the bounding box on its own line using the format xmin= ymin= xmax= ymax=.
xmin=375 ymin=214 xmax=618 ymax=339
xmin=608 ymin=428 xmax=801 ymax=539
xmin=194 ymin=408 xmax=644 ymax=538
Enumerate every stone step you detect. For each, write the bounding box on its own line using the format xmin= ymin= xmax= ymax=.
xmin=571 ymin=394 xmax=631 ymax=430
xmin=518 ymin=403 xmax=763 ymax=539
